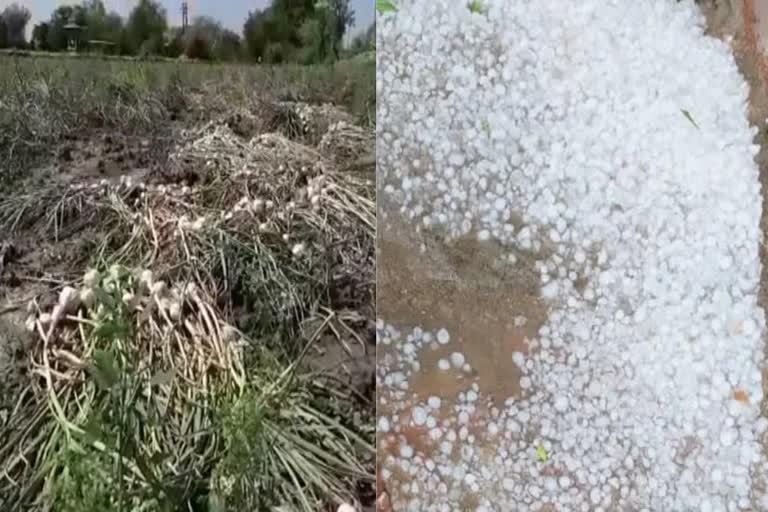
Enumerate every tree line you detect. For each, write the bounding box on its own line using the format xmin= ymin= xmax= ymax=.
xmin=0 ymin=0 xmax=375 ymax=63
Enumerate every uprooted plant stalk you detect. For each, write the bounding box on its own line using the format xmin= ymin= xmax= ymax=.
xmin=0 ymin=88 xmax=375 ymax=511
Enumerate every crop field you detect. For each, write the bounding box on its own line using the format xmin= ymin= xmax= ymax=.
xmin=0 ymin=54 xmax=376 ymax=511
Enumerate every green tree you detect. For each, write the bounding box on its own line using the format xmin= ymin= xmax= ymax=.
xmin=125 ymin=0 xmax=167 ymax=56
xmin=0 ymin=17 xmax=7 ymax=49
xmin=185 ymin=16 xmax=219 ymax=59
xmin=328 ymin=0 xmax=354 ymax=58
xmin=217 ymin=29 xmax=243 ymax=61
xmin=163 ymin=27 xmax=184 ymax=58
xmin=243 ymin=0 xmax=316 ymax=62
xmin=46 ymin=5 xmax=87 ymax=52
xmin=243 ymin=9 xmax=269 ymax=61
xmin=298 ymin=10 xmax=334 ymax=63
xmin=186 ymin=17 xmax=242 ymax=61
xmin=83 ymin=0 xmax=124 ymax=45
xmin=31 ymin=22 xmax=50 ymax=50
xmin=1 ymin=3 xmax=31 ymax=48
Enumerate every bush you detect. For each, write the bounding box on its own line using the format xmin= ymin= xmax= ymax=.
xmin=185 ymin=35 xmax=211 ymax=60
xmin=264 ymin=42 xmax=286 ymax=64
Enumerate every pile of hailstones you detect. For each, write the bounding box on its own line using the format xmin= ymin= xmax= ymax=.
xmin=24 ymin=266 xmax=236 ymax=340
xmin=379 ymin=0 xmax=768 ymax=511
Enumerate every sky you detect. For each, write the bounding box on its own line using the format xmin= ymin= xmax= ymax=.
xmin=1 ymin=0 xmax=374 ymax=41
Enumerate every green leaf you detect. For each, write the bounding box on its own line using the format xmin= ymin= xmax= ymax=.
xmin=92 ymin=319 xmax=130 ymax=340
xmin=469 ymin=0 xmax=486 ymax=14
xmin=89 ymin=349 xmax=120 ymax=391
xmin=376 ymin=0 xmax=397 ymax=13
xmin=481 ymin=119 xmax=491 ymax=138
xmin=536 ymin=445 xmax=549 ymax=462
xmin=681 ymin=109 xmax=700 ymax=129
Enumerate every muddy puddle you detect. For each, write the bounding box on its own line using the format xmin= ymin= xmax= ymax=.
xmin=377 ymin=219 xmax=546 ymax=403
xmin=376 ymin=210 xmax=551 ymax=506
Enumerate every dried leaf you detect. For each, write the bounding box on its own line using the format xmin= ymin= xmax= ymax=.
xmin=681 ymin=109 xmax=700 ymax=129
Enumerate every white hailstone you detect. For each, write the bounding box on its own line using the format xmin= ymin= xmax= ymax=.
xmin=450 ymin=352 xmax=465 ymax=368
xmin=265 ymin=200 xmax=275 ymax=209
xmin=79 ymin=288 xmax=96 ymax=308
xmin=282 ymin=234 xmax=290 ymax=242
xmin=25 ymin=316 xmax=36 ymax=332
xmin=337 ymin=504 xmax=356 ymax=512
xmin=400 ymin=444 xmax=414 ymax=459
xmin=258 ymin=222 xmax=271 ymax=233
xmin=559 ymin=476 xmax=572 ymax=488
xmin=720 ymin=428 xmax=736 ymax=447
xmin=83 ymin=269 xmax=100 ymax=288
xmin=428 ymin=396 xmax=442 ymax=409
xmin=378 ymin=416 xmax=391 ymax=433
xmin=437 ymin=359 xmax=450 ymax=371
xmin=554 ymin=395 xmax=568 ymax=412
xmin=436 ymin=328 xmax=450 ymax=344
xmin=412 ymin=406 xmax=428 ymax=426
xmin=291 ymin=243 xmax=306 ymax=256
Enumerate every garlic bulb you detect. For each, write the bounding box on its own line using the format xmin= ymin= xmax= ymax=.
xmin=251 ymin=198 xmax=265 ymax=213
xmin=80 ymin=288 xmax=96 ymax=308
xmin=222 ymin=325 xmax=238 ymax=343
xmin=122 ymin=292 xmax=138 ymax=310
xmin=83 ymin=268 xmax=100 ymax=288
xmin=168 ymin=301 xmax=182 ymax=321
xmin=58 ymin=286 xmax=80 ymax=313
xmin=39 ymin=313 xmax=52 ymax=327
xmin=139 ymin=270 xmax=155 ymax=293
xmin=151 ymin=281 xmax=167 ymax=298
